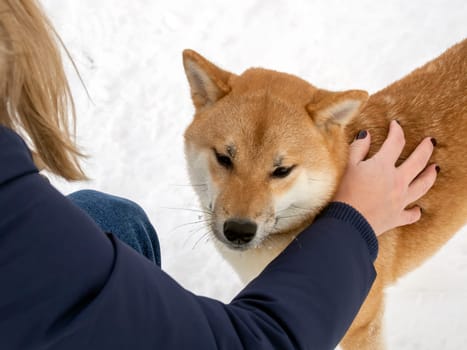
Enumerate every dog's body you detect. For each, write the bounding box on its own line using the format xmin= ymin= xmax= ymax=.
xmin=183 ymin=39 xmax=467 ymax=349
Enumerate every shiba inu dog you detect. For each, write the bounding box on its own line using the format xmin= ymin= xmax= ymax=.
xmin=182 ymin=39 xmax=467 ymax=349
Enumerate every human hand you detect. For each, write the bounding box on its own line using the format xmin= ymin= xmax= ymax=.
xmin=333 ymin=120 xmax=438 ymax=236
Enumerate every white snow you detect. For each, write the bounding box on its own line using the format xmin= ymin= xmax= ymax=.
xmin=40 ymin=0 xmax=467 ymax=348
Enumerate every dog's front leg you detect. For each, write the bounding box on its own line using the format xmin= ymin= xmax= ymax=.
xmin=340 ymin=280 xmax=386 ymax=350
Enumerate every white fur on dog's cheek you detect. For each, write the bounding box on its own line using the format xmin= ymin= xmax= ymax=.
xmin=184 ymin=144 xmax=218 ymax=210
xmin=273 ymin=170 xmax=335 ymax=229
xmin=274 ymin=170 xmax=331 ymax=211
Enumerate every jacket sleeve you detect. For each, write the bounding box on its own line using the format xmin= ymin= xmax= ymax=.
xmin=0 ymin=126 xmax=377 ymax=350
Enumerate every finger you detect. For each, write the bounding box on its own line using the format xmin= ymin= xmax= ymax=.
xmin=399 ymin=206 xmax=422 ymax=226
xmin=405 ymin=163 xmax=438 ymax=205
xmin=348 ymin=130 xmax=372 ymax=165
xmin=398 ymin=137 xmax=435 ymax=183
xmin=374 ymin=120 xmax=405 ymax=165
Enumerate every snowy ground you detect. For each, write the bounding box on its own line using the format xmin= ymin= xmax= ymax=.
xmin=41 ymin=0 xmax=466 ymax=348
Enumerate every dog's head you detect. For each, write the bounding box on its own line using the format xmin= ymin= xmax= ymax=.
xmin=183 ymin=50 xmax=368 ymax=250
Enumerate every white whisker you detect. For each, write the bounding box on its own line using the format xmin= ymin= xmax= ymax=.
xmin=168 ymin=219 xmax=211 ymax=234
xmin=192 ymin=230 xmax=213 ymax=249
xmin=160 ymin=206 xmax=213 ymax=216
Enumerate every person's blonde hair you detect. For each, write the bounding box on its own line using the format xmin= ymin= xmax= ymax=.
xmin=0 ymin=0 xmax=86 ymax=180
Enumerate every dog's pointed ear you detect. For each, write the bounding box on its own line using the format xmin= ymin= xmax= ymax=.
xmin=306 ymin=89 xmax=369 ymax=128
xmin=183 ymin=49 xmax=233 ymax=110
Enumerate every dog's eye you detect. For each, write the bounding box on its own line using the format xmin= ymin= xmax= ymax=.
xmin=214 ymin=151 xmax=233 ymax=169
xmin=271 ymin=166 xmax=295 ymax=179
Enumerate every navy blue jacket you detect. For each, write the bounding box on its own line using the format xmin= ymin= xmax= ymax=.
xmin=0 ymin=126 xmax=377 ymax=349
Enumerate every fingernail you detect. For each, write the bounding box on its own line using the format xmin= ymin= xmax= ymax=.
xmin=435 ymin=165 xmax=440 ymax=173
xmin=356 ymin=130 xmax=367 ymax=140
xmin=431 ymin=138 xmax=437 ymax=147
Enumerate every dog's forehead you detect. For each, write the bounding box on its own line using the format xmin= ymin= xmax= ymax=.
xmin=233 ymin=68 xmax=316 ymax=102
xmin=187 ymin=81 xmax=322 ymax=161
xmin=224 ymin=94 xmax=315 ymax=140
xmin=192 ymin=92 xmax=320 ymax=164
xmin=222 ymin=91 xmax=310 ymax=126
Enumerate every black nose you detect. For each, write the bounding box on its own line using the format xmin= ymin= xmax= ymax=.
xmin=223 ymin=218 xmax=257 ymax=244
